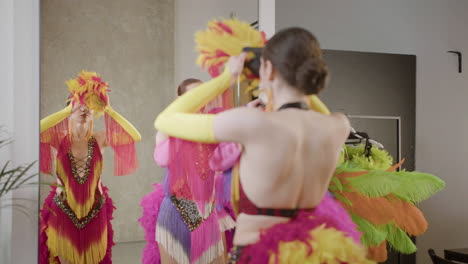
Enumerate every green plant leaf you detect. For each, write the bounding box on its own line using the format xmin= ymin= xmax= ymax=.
xmin=0 ymin=161 xmax=16 ymax=197
xmin=7 ymin=161 xmax=36 ymax=190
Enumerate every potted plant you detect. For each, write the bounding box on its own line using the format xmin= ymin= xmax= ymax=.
xmin=0 ymin=128 xmax=38 ymax=219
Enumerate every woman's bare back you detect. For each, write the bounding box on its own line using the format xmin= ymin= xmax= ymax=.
xmin=234 ymin=109 xmax=350 ymax=245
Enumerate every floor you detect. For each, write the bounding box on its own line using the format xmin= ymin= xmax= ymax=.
xmin=113 ymin=241 xmax=146 ymax=264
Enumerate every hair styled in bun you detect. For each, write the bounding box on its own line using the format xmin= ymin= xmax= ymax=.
xmin=262 ymin=27 xmax=328 ymax=95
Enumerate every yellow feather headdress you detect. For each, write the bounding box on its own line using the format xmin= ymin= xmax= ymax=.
xmin=66 ymin=70 xmax=110 ymax=116
xmin=195 ymin=18 xmax=267 ymax=94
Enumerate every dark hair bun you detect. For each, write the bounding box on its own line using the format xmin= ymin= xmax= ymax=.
xmin=295 ymin=58 xmax=328 ymax=95
xmin=262 ymin=27 xmax=329 ymax=95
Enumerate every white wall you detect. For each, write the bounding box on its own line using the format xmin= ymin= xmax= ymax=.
xmin=174 ymin=0 xmax=258 ymax=90
xmin=272 ymin=0 xmax=468 ymax=263
xmin=0 ymin=0 xmax=15 ymax=262
xmin=0 ymin=0 xmax=40 ymax=263
xmin=259 ymin=0 xmax=275 ymax=38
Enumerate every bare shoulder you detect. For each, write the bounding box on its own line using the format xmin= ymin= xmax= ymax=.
xmin=329 ymin=112 xmax=351 ymax=137
xmin=330 ymin=112 xmax=350 ymax=127
xmin=213 ymin=107 xmax=273 ymax=143
xmin=233 ymin=107 xmax=276 ymax=132
xmin=93 ymin=130 xmax=108 ymax=148
xmin=221 ymin=106 xmax=268 ymax=118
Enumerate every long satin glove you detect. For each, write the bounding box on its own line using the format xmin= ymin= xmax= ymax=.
xmin=154 ymin=68 xmax=232 ymax=143
xmin=155 ymin=66 xmax=328 ymax=143
xmin=104 ymin=105 xmax=142 ymax=176
xmin=40 ymin=105 xmax=73 ymax=174
xmin=309 ymin=95 xmax=330 ymax=115
xmin=40 ymin=104 xmax=72 ymax=133
xmin=105 ymin=105 xmax=142 ymax=142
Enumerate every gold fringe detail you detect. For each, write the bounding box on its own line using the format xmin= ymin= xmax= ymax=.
xmin=46 ymin=225 xmax=108 ymax=264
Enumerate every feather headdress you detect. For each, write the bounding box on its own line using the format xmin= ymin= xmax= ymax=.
xmin=66 ymin=70 xmax=110 ymax=115
xmin=195 ymin=18 xmax=267 ymax=94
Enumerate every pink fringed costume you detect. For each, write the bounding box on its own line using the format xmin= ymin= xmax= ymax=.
xmin=39 ymin=71 xmax=141 ymax=264
xmin=139 ymin=114 xmax=240 ymax=264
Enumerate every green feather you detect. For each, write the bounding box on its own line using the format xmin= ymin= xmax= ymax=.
xmin=341 ymin=168 xmax=445 ymax=203
xmin=330 ymin=176 xmax=343 ymax=192
xmin=338 ymin=149 xmax=345 ymax=165
xmin=344 ymin=145 xmax=394 ymax=170
xmin=391 ymin=171 xmax=446 ymax=203
xmin=332 ymin=192 xmax=352 ymax=206
xmin=350 ymin=213 xmax=387 ymax=247
xmin=380 ymin=223 xmax=417 ymax=254
xmin=346 ymin=170 xmax=402 ymax=198
xmin=335 ymin=163 xmax=365 ymax=174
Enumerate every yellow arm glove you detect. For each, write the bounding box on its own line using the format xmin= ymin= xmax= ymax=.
xmin=309 ymin=95 xmax=330 ymax=115
xmin=40 ymin=104 xmax=72 ymax=134
xmin=154 ymin=68 xmax=232 ymax=143
xmin=154 ymin=65 xmax=328 ymax=143
xmin=105 ymin=105 xmax=142 ymax=142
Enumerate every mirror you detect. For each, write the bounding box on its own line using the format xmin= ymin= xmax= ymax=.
xmin=39 ymin=1 xmax=258 ymax=263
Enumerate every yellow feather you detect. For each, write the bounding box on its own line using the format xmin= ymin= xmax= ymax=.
xmin=46 ymin=225 xmax=107 ymax=264
xmin=195 ymin=18 xmax=266 ymax=97
xmin=272 ymin=225 xmax=375 ymax=264
xmin=66 ymin=70 xmax=109 ymax=116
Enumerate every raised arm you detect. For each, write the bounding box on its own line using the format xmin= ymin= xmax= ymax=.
xmin=40 ymin=104 xmax=72 ymax=133
xmin=103 ymin=105 xmax=142 ymax=176
xmin=40 ymin=105 xmax=73 ymax=174
xmin=154 ymin=54 xmax=246 ymax=143
xmin=155 ymin=54 xmax=332 ymax=144
xmin=105 ymin=105 xmax=142 ymax=143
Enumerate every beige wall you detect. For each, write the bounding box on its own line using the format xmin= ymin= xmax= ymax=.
xmin=174 ymin=0 xmax=259 ymax=106
xmin=40 ymin=0 xmax=174 ymax=243
xmin=175 ymin=0 xmax=258 ymax=86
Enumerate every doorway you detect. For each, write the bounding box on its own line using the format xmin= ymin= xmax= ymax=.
xmin=322 ymin=50 xmax=416 ymax=264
